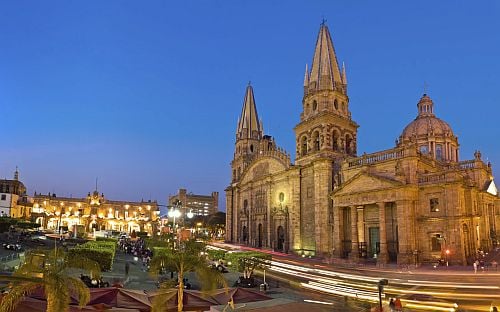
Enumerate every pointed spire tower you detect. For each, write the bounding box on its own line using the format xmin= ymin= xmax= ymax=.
xmin=231 ymin=83 xmax=264 ymax=181
xmin=295 ymin=21 xmax=358 ymax=165
xmin=236 ymin=83 xmax=262 ymax=141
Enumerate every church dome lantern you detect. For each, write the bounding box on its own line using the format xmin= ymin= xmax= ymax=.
xmin=399 ymin=94 xmax=459 ymax=162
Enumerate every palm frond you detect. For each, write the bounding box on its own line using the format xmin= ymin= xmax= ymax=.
xmin=65 ymin=276 xmax=90 ymax=308
xmin=195 ymin=265 xmax=228 ymax=295
xmin=0 ymin=282 xmax=40 ymax=312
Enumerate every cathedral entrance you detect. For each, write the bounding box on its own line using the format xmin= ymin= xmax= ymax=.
xmin=258 ymin=224 xmax=263 ymax=248
xmin=242 ymin=226 xmax=248 ymax=244
xmin=277 ymin=226 xmax=285 ymax=251
xmin=369 ymin=227 xmax=380 ymax=257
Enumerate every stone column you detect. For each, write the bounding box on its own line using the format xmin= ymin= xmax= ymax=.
xmin=377 ymin=202 xmax=389 ymax=264
xmin=350 ymin=206 xmax=359 ymax=262
xmin=396 ymin=200 xmax=411 ymax=264
xmin=333 ymin=206 xmax=342 ymax=258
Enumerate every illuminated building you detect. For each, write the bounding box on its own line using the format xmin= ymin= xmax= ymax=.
xmin=225 ymin=22 xmax=499 ymax=265
xmin=31 ymin=189 xmax=160 ymax=236
xmin=168 ymin=188 xmax=219 ymax=216
xmin=0 ymin=168 xmax=27 ymax=217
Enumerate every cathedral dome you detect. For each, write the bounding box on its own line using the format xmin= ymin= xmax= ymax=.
xmin=399 ymin=94 xmax=459 ymax=162
xmin=401 ymin=94 xmax=454 ymax=139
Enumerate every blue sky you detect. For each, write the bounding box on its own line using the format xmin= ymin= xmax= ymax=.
xmin=1 ymin=1 xmax=499 ymax=210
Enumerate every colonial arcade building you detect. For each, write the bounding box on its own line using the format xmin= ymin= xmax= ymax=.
xmin=225 ymin=23 xmax=500 ymax=265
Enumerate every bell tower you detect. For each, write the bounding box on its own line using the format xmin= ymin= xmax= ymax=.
xmin=231 ymin=83 xmax=263 ymax=181
xmin=295 ymin=21 xmax=358 ymax=165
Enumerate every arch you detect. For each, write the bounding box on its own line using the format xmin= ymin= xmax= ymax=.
xmin=277 ymin=225 xmax=285 ymax=251
xmin=312 ymin=100 xmax=318 ymax=111
xmin=332 ymin=129 xmax=340 ymax=151
xmin=242 ymin=225 xmax=248 ymax=244
xmin=243 ymin=199 xmax=248 ymax=211
xmin=258 ymin=223 xmax=263 ymax=248
xmin=250 ymin=144 xmax=254 ymax=153
xmin=35 ymin=217 xmax=44 ymax=229
xmin=312 ymin=131 xmax=320 ymax=151
xmin=436 ymin=144 xmax=443 ymax=161
xmin=301 ymin=136 xmax=308 ymax=156
xmin=334 ymin=99 xmax=338 ymax=110
xmin=345 ymin=134 xmax=353 ymax=154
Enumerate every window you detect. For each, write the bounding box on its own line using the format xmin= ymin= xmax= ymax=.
xmin=430 ymin=198 xmax=439 ymax=212
xmin=334 ymin=99 xmax=338 ymax=110
xmin=279 ymin=192 xmax=285 ymax=203
xmin=436 ymin=144 xmax=443 ymax=161
xmin=301 ymin=136 xmax=308 ymax=156
xmin=312 ymin=100 xmax=317 ymax=111
xmin=0 ymin=195 xmax=6 ymax=201
xmin=250 ymin=145 xmax=254 ymax=153
xmin=420 ymin=145 xmax=429 ymax=154
xmin=431 ymin=234 xmax=442 ymax=252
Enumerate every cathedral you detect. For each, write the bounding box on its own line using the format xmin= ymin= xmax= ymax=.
xmin=225 ymin=22 xmax=499 ymax=265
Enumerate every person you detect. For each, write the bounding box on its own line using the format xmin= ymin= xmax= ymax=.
xmin=492 ymin=306 xmax=498 ymax=312
xmin=473 ymin=260 xmax=478 ymax=274
xmin=389 ymin=298 xmax=395 ymax=312
xmin=394 ymin=298 xmax=402 ymax=312
xmin=492 ymin=260 xmax=498 ymax=271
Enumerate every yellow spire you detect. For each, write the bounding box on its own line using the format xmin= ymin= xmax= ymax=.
xmin=308 ymin=22 xmax=343 ymax=93
xmin=236 ymin=83 xmax=262 ymax=140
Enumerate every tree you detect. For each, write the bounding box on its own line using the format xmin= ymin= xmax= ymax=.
xmin=225 ymin=251 xmax=271 ymax=279
xmin=0 ymin=248 xmax=101 ymax=312
xmin=149 ymin=240 xmax=227 ymax=312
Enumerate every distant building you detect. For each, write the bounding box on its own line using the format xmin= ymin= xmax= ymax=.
xmin=29 ymin=190 xmax=160 ymax=236
xmin=168 ymin=189 xmax=219 ymax=216
xmin=0 ymin=168 xmax=27 ymax=217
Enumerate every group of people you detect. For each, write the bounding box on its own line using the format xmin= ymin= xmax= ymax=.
xmin=119 ymin=237 xmax=153 ymax=271
xmin=388 ymin=298 xmax=402 ymax=312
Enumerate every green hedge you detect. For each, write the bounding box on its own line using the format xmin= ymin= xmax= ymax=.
xmin=207 ymin=249 xmax=226 ymax=261
xmin=69 ymin=241 xmax=117 ymax=271
xmin=96 ymin=237 xmax=118 ymax=243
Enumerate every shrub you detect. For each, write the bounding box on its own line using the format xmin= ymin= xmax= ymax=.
xmin=96 ymin=237 xmax=118 ymax=243
xmin=207 ymin=249 xmax=226 ymax=261
xmin=69 ymin=241 xmax=117 ymax=271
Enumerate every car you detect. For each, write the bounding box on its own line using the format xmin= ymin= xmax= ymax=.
xmin=208 ymin=260 xmax=228 ymax=273
xmin=2 ymin=243 xmax=22 ymax=251
xmin=400 ymin=294 xmax=458 ymax=311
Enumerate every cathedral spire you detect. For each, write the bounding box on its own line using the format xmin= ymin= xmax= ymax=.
xmin=236 ymin=83 xmax=262 ymax=140
xmin=341 ymin=61 xmax=347 ymax=85
xmin=303 ymin=64 xmax=309 ymax=87
xmin=307 ymin=22 xmax=343 ymax=93
xmin=14 ymin=166 xmax=19 ymax=181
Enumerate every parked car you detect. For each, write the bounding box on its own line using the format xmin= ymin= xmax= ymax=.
xmin=2 ymin=243 xmax=22 ymax=251
xmin=208 ymin=260 xmax=228 ymax=273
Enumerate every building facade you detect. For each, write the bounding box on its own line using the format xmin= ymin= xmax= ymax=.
xmin=0 ymin=168 xmax=27 ymax=217
xmin=30 ymin=190 xmax=160 ymax=236
xmin=168 ymin=188 xmax=219 ymax=216
xmin=225 ymin=22 xmax=500 ymax=265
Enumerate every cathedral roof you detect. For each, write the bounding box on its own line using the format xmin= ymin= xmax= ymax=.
xmin=236 ymin=83 xmax=262 ymax=140
xmin=401 ymin=94 xmax=454 ymax=139
xmin=306 ymin=21 xmax=344 ymax=92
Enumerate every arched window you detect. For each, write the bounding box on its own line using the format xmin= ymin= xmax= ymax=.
xmin=279 ymin=192 xmax=285 ymax=203
xmin=436 ymin=144 xmax=443 ymax=161
xmin=313 ymin=131 xmax=320 ymax=151
xmin=301 ymin=136 xmax=308 ymax=156
xmin=345 ymin=134 xmax=353 ymax=154
xmin=250 ymin=145 xmax=254 ymax=153
xmin=312 ymin=100 xmax=318 ymax=111
xmin=332 ymin=130 xmax=339 ymax=151
xmin=334 ymin=99 xmax=338 ymax=110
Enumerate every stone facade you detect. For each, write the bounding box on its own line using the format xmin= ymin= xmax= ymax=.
xmin=225 ymin=22 xmax=500 ymax=265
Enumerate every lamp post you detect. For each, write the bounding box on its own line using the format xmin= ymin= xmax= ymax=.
xmin=377 ymin=279 xmax=388 ymax=311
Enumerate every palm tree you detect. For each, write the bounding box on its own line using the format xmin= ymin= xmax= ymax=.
xmin=0 ymin=247 xmax=101 ymax=312
xmin=150 ymin=240 xmax=227 ymax=312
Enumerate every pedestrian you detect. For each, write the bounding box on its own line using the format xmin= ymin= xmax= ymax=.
xmin=389 ymin=298 xmax=395 ymax=312
xmin=125 ymin=261 xmax=130 ymax=276
xmin=473 ymin=260 xmax=478 ymax=274
xmin=394 ymin=298 xmax=402 ymax=312
xmin=492 ymin=260 xmax=498 ymax=271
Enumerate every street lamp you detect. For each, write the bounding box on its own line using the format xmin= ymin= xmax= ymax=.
xmin=377 ymin=279 xmax=388 ymax=311
xmin=168 ymin=209 xmax=181 ymax=230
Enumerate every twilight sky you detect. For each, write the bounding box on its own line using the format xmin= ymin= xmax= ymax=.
xmin=1 ymin=1 xmax=499 ymax=211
